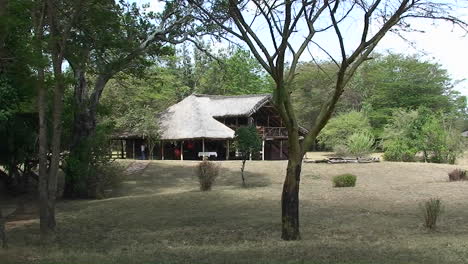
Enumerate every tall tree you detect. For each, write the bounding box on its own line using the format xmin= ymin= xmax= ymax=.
xmin=359 ymin=53 xmax=462 ymax=131
xmin=187 ymin=0 xmax=468 ymax=240
xmin=63 ymin=1 xmax=192 ymax=197
xmin=32 ymin=0 xmax=82 ymax=236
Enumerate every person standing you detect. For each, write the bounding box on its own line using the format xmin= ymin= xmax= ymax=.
xmin=141 ymin=144 xmax=146 ymax=160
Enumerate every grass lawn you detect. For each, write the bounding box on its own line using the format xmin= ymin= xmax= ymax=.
xmin=2 ymin=155 xmax=468 ymax=264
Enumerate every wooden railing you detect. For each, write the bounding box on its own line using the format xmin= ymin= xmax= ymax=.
xmin=262 ymin=127 xmax=288 ymax=138
xmin=228 ymin=125 xmax=288 ymax=138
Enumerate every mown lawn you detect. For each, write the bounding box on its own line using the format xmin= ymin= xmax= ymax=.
xmin=2 ymin=157 xmax=468 ymax=264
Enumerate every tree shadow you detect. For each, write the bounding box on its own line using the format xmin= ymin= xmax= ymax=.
xmin=115 ymin=161 xmax=272 ymax=197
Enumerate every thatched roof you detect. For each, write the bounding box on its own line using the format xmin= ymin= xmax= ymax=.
xmin=158 ymin=94 xmax=272 ymax=140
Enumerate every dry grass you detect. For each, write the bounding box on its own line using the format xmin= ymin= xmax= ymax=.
xmin=2 ymin=154 xmax=468 ymax=264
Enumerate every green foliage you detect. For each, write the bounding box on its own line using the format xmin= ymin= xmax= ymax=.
xmin=234 ymin=126 xmax=262 ymax=158
xmin=64 ymin=122 xmax=117 ymax=198
xmin=197 ymin=160 xmax=220 ymax=191
xmin=234 ymin=126 xmax=262 ymax=186
xmin=332 ymin=174 xmax=357 ymax=187
xmin=291 ymin=62 xmax=366 ymax=129
xmin=382 ymin=139 xmax=418 ymax=162
xmin=194 ymin=47 xmax=272 ymax=95
xmin=448 ymin=169 xmax=467 ymax=182
xmin=346 ymin=132 xmax=375 ymax=158
xmin=291 ymin=54 xmax=466 ymax=135
xmin=422 ymin=198 xmax=443 ymax=230
xmin=360 ymin=53 xmax=462 ymax=132
xmin=419 ymin=116 xmax=464 ymax=164
xmin=133 ymin=106 xmax=160 ymax=159
xmin=382 ymin=109 xmax=465 ymax=163
xmin=318 ymin=111 xmax=372 ymax=150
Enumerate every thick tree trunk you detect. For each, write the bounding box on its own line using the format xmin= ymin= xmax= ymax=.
xmin=0 ymin=207 xmax=6 ymax=249
xmin=281 ymin=153 xmax=302 ymax=240
xmin=37 ymin=66 xmax=53 ymax=235
xmin=281 ymin=126 xmax=303 ymax=240
xmin=64 ymin=73 xmax=110 ymax=198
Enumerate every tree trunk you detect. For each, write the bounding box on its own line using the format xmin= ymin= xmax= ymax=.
xmin=281 ymin=155 xmax=302 ymax=240
xmin=241 ymin=158 xmax=246 ymax=186
xmin=281 ymin=126 xmax=303 ymax=240
xmin=37 ymin=64 xmax=53 ymax=236
xmin=0 ymin=207 xmax=6 ymax=249
xmin=64 ymin=73 xmax=110 ymax=198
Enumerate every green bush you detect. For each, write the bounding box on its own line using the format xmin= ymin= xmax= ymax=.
xmin=422 ymin=198 xmax=443 ymax=230
xmin=448 ymin=169 xmax=467 ymax=182
xmin=332 ymin=174 xmax=357 ymax=187
xmin=64 ymin=123 xmax=118 ymax=198
xmin=383 ymin=139 xmax=417 ymax=162
xmin=382 ymin=109 xmax=465 ymax=164
xmin=419 ymin=117 xmax=465 ymax=164
xmin=319 ymin=111 xmax=372 ymax=150
xmin=89 ymin=162 xmax=126 ymax=199
xmin=197 ymin=160 xmax=220 ymax=191
xmin=346 ymin=132 xmax=375 ymax=158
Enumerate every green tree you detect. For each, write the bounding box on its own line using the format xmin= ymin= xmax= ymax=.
xmin=234 ymin=126 xmax=262 ymax=186
xmin=63 ymin=1 xmax=192 ymax=197
xmin=359 ymin=54 xmax=463 ymax=131
xmin=196 ymin=47 xmax=272 ymax=95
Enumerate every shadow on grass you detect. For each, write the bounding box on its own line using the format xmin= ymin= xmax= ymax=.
xmin=116 ymin=161 xmax=273 ymax=197
xmin=4 ymin=161 xmax=468 ymax=264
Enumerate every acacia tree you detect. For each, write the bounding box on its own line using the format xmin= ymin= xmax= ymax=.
xmin=187 ymin=0 xmax=468 ymax=240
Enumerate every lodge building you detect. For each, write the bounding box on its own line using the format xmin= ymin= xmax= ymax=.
xmin=113 ymin=94 xmax=307 ymax=160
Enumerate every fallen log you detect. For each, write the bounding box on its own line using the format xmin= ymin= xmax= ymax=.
xmin=306 ymin=157 xmax=380 ymax=164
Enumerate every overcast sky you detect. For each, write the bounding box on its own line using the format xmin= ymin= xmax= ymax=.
xmin=139 ymin=0 xmax=468 ymax=97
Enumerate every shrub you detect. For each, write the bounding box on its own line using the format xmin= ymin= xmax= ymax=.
xmin=448 ymin=169 xmax=467 ymax=182
xmin=332 ymin=174 xmax=357 ymax=187
xmin=382 ymin=109 xmax=465 ymax=164
xmin=333 ymin=144 xmax=348 ymax=157
xmin=318 ymin=111 xmax=372 ymax=150
xmin=422 ymin=198 xmax=443 ymax=230
xmin=197 ymin=160 xmax=220 ymax=191
xmin=88 ymin=161 xmax=126 ymax=199
xmin=383 ymin=139 xmax=417 ymax=162
xmin=346 ymin=132 xmax=375 ymax=158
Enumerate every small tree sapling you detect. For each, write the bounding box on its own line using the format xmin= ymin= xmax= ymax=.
xmin=234 ymin=126 xmax=262 ymax=186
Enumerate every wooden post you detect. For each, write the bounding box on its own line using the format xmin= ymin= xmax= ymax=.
xmin=226 ymin=140 xmax=230 ymax=160
xmin=121 ymin=140 xmax=125 ymax=159
xmin=201 ymin=138 xmax=206 ymax=160
xmin=132 ymin=140 xmax=135 ymax=159
xmin=180 ymin=141 xmax=184 ymax=161
xmin=161 ymin=140 xmax=164 ymax=160
xmin=280 ymin=140 xmax=283 ymax=159
xmin=262 ymin=140 xmax=265 ymax=160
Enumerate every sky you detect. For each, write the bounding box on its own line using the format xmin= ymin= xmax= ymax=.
xmin=140 ymin=0 xmax=468 ymax=97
